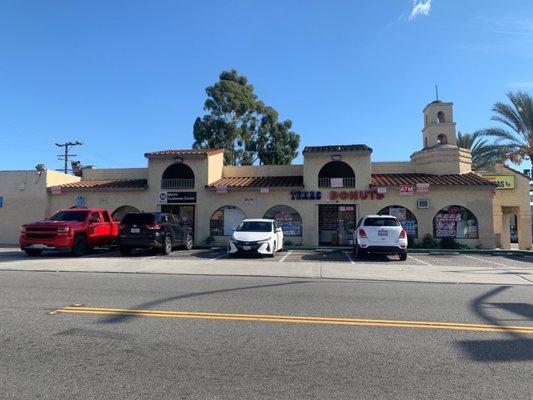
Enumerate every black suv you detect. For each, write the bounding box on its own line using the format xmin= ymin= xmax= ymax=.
xmin=118 ymin=212 xmax=193 ymax=256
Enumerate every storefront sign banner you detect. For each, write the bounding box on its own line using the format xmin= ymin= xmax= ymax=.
xmin=401 ymin=220 xmax=417 ymax=235
xmin=159 ymin=191 xmax=196 ymax=204
xmin=399 ymin=185 xmax=414 ymax=195
xmin=330 ymin=178 xmax=344 ymax=188
xmin=377 ymin=187 xmax=387 ymax=194
xmin=416 ymin=183 xmax=430 ymax=193
xmin=215 ymin=185 xmax=228 ymax=194
xmin=291 ymin=191 xmax=322 ymax=200
xmin=330 ymin=190 xmax=384 ymax=201
xmin=483 ymin=175 xmax=515 ymax=190
xmin=390 ymin=207 xmax=406 ymax=220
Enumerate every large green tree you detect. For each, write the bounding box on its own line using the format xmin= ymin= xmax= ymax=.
xmin=192 ymin=70 xmax=300 ymax=165
xmin=479 ymin=91 xmax=533 ymax=172
xmin=456 ymin=131 xmax=507 ymax=171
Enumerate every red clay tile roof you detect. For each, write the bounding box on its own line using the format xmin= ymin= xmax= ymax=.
xmin=54 ymin=179 xmax=148 ymax=191
xmin=501 ymin=165 xmax=532 ymax=180
xmin=207 ymin=176 xmax=304 ymax=189
xmin=144 ymin=148 xmax=224 ymax=159
xmin=303 ymin=145 xmax=372 ymax=154
xmin=370 ymin=173 xmax=494 ymax=187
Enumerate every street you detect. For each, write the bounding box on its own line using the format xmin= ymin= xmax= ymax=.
xmin=1 ymin=269 xmax=532 ymax=399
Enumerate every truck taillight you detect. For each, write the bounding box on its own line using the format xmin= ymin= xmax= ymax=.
xmin=145 ymin=224 xmax=162 ymax=230
xmin=358 ymin=229 xmax=367 ymax=238
xmin=399 ymin=229 xmax=407 ymax=239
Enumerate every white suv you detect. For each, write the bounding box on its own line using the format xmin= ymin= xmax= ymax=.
xmin=228 ymin=219 xmax=284 ymax=257
xmin=353 ymin=215 xmax=408 ymax=261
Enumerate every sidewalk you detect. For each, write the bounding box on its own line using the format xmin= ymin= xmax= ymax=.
xmin=1 ymin=251 xmax=532 ymax=286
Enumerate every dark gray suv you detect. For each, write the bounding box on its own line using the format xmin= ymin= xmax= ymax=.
xmin=117 ymin=212 xmax=193 ymax=256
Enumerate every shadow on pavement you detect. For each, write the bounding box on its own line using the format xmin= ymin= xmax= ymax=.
xmin=99 ymin=280 xmax=308 ymax=325
xmin=459 ymin=285 xmax=533 ymax=362
xmin=457 ymin=338 xmax=533 ymax=362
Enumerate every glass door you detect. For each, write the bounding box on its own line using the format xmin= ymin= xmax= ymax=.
xmin=161 ymin=205 xmax=195 ymax=239
xmin=319 ymin=205 xmax=356 ymax=245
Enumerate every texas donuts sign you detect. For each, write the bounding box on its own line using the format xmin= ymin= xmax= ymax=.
xmin=291 ymin=189 xmax=385 ymax=201
xmin=329 ymin=190 xmax=384 ymax=201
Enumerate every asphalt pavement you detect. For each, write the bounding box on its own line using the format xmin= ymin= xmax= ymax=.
xmin=0 ymin=271 xmax=532 ymax=399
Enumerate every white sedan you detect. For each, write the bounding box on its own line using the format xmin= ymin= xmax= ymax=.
xmin=353 ymin=215 xmax=408 ymax=261
xmin=228 ymin=219 xmax=284 ymax=257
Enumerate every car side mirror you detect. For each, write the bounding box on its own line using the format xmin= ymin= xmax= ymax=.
xmin=275 ymin=227 xmax=282 ymax=233
xmin=89 ymin=217 xmax=100 ymax=223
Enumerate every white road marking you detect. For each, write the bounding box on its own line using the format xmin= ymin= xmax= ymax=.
xmin=209 ymin=252 xmax=228 ymax=261
xmin=344 ymin=252 xmax=355 ymax=264
xmin=408 ymin=255 xmax=433 ymax=266
xmin=464 ymin=255 xmax=514 ymax=268
xmin=278 ymin=251 xmax=293 ymax=263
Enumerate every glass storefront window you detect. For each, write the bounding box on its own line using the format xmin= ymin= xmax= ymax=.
xmin=433 ymin=205 xmax=479 ymax=239
xmin=210 ymin=206 xmax=246 ymax=236
xmin=264 ymin=205 xmax=302 ymax=237
xmin=378 ymin=205 xmax=418 ymax=238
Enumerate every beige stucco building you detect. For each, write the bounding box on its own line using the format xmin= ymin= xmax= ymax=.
xmin=1 ymin=100 xmax=531 ymax=249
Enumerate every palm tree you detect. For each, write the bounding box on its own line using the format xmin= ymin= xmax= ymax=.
xmin=456 ymin=131 xmax=507 ymax=171
xmin=479 ymin=91 xmax=533 ymax=172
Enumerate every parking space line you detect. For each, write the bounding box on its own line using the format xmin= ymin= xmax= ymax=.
xmin=278 ymin=251 xmax=292 ymax=263
xmin=344 ymin=252 xmax=355 ymax=264
xmin=464 ymin=254 xmax=514 ymax=268
xmin=408 ymin=255 xmax=432 ymax=266
xmin=209 ymin=252 xmax=228 ymax=261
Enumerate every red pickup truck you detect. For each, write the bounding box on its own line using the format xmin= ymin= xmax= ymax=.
xmin=20 ymin=208 xmax=120 ymax=256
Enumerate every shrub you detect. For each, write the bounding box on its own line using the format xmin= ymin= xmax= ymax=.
xmin=407 ymin=236 xmax=418 ymax=248
xmin=421 ymin=234 xmax=438 ymax=249
xmin=439 ymin=237 xmax=468 ymax=249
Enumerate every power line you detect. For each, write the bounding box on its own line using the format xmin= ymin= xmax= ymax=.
xmin=55 ymin=141 xmax=83 ymax=174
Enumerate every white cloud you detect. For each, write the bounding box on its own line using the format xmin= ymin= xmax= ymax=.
xmin=409 ymin=0 xmax=432 ymax=21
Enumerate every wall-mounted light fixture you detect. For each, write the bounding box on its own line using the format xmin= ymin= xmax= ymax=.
xmin=331 ymin=154 xmax=342 ymax=161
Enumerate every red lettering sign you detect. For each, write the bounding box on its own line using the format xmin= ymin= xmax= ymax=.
xmin=329 ymin=190 xmax=384 ymax=201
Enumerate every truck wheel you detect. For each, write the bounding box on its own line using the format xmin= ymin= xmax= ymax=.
xmin=71 ymin=235 xmax=87 ymax=257
xmin=183 ymin=234 xmax=193 ymax=251
xmin=119 ymin=247 xmax=132 ymax=256
xmin=161 ymin=235 xmax=172 ymax=256
xmin=399 ymin=252 xmax=408 ymax=261
xmin=25 ymin=249 xmax=43 ymax=256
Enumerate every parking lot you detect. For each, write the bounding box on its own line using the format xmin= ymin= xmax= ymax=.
xmin=1 ymin=246 xmax=532 ymax=270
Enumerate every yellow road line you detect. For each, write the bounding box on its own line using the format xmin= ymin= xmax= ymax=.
xmin=51 ymin=306 xmax=533 ymax=334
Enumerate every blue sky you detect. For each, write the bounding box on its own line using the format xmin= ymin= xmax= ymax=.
xmin=1 ymin=0 xmax=532 ymax=171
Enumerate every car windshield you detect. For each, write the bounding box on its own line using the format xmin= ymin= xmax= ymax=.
xmin=48 ymin=211 xmax=89 ymax=222
xmin=364 ymin=217 xmax=400 ymax=227
xmin=121 ymin=213 xmax=155 ymax=225
xmin=236 ymin=221 xmax=272 ymax=232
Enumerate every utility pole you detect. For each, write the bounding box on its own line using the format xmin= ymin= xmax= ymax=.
xmin=55 ymin=141 xmax=83 ymax=174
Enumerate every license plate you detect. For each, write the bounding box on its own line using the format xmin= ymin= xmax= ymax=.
xmin=30 ymin=244 xmax=47 ymax=249
xmin=378 ymin=230 xmax=388 ymax=236
xmin=131 ymin=228 xmax=140 ymax=233
xmin=243 ymin=245 xmax=251 ymax=251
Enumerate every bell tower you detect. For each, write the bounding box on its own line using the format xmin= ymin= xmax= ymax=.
xmin=411 ymin=99 xmax=472 ymax=174
xmin=422 ymin=100 xmax=457 ymax=148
